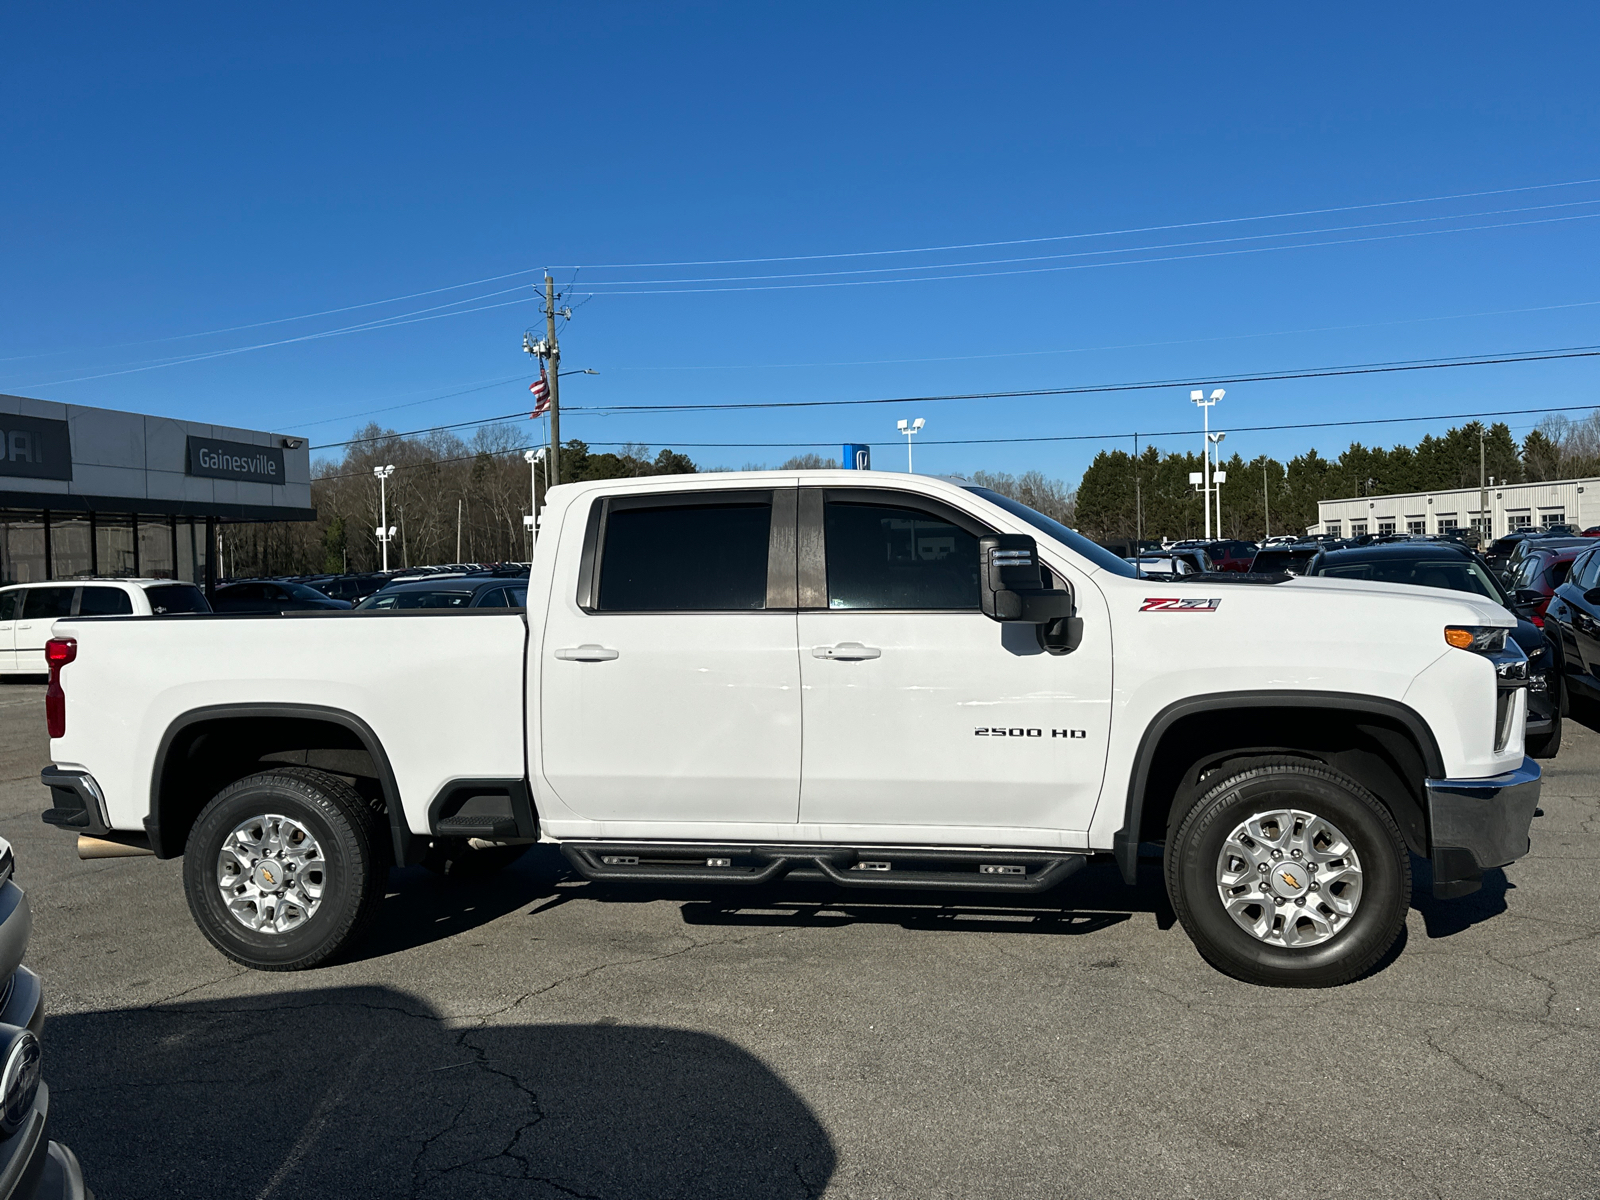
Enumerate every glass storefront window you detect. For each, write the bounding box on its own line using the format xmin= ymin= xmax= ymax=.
xmin=138 ymin=516 xmax=176 ymax=579
xmin=96 ymin=515 xmax=137 ymax=577
xmin=51 ymin=517 xmax=92 ymax=579
xmin=175 ymin=519 xmax=209 ymax=584
xmin=0 ymin=512 xmax=46 ymax=584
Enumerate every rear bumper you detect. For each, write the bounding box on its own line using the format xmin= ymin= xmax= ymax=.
xmin=1426 ymin=756 xmax=1542 ymax=899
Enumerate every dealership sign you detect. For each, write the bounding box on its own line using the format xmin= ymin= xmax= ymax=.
xmin=186 ymin=436 xmax=285 ymax=484
xmin=0 ymin=415 xmax=73 ymax=481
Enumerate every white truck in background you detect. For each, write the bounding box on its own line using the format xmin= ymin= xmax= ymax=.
xmin=38 ymin=471 xmax=1540 ymax=987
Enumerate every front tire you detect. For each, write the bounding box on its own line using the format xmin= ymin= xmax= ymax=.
xmin=183 ymin=768 xmax=388 ymax=971
xmin=1166 ymin=759 xmax=1410 ymax=988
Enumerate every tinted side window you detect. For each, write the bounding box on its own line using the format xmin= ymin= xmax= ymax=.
xmin=823 ymin=502 xmax=980 ymax=610
xmin=474 ymin=588 xmax=508 ymax=608
xmin=0 ymin=590 xmax=20 ymax=621
xmin=78 ymin=586 xmax=134 ymax=616
xmin=1574 ymin=550 xmax=1600 ymax=591
xmin=22 ymin=587 xmax=75 ymax=619
xmin=598 ymin=502 xmax=771 ymax=612
xmin=507 ymin=585 xmax=527 ymax=607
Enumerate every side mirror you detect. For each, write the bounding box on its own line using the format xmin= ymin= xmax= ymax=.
xmin=979 ymin=534 xmax=1082 ymax=655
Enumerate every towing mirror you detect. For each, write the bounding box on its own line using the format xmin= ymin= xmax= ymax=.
xmin=979 ymin=534 xmax=1082 ymax=655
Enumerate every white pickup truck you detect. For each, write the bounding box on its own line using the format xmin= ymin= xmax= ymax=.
xmin=37 ymin=471 xmax=1540 ymax=987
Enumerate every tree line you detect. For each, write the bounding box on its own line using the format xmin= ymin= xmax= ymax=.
xmin=1073 ymin=416 xmax=1598 ymax=544
xmin=219 ymin=411 xmax=1599 ymax=576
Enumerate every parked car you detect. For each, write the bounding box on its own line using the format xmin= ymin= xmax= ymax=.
xmin=39 ymin=470 xmax=1539 ymax=989
xmin=1124 ymin=554 xmax=1199 ymax=579
xmin=1542 ymin=544 xmax=1600 ymax=727
xmin=307 ymin=573 xmax=390 ymax=605
xmin=0 ymin=834 xmax=90 ymax=1197
xmin=211 ymin=581 xmax=354 ymax=614
xmin=1150 ymin=546 xmax=1213 ymax=574
xmin=356 ymin=576 xmax=527 ymax=610
xmin=1503 ymin=545 xmax=1584 ymax=629
xmin=1174 ymin=540 xmax=1257 ymax=572
xmin=1247 ymin=543 xmax=1321 ymax=575
xmin=1304 ymin=541 xmax=1561 ymax=757
xmin=0 ymin=578 xmax=210 ymax=675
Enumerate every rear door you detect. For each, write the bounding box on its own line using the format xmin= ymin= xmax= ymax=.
xmin=539 ymin=488 xmax=803 ymax=825
xmin=15 ymin=586 xmax=76 ymax=671
xmin=795 ymin=488 xmax=1113 ymax=835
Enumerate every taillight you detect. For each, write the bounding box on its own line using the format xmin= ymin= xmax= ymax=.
xmin=44 ymin=637 xmax=76 ymax=739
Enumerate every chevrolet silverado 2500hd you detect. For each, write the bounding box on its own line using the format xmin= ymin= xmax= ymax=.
xmin=38 ymin=471 xmax=1540 ymax=987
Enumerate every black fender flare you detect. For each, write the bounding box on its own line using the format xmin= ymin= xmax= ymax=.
xmin=147 ymin=703 xmax=413 ymax=863
xmin=1113 ymin=690 xmax=1446 ymax=883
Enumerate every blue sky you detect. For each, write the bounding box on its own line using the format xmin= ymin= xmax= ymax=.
xmin=4 ymin=3 xmax=1600 ymax=483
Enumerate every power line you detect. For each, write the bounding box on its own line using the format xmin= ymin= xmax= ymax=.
xmin=562 ymin=210 xmax=1600 ymax=297
xmin=569 ymin=343 xmax=1600 ymax=414
xmin=549 ymin=175 xmax=1600 ymax=269
xmin=563 ymin=198 xmax=1600 ymax=287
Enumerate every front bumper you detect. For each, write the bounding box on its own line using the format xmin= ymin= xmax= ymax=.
xmin=1426 ymin=755 xmax=1542 ymax=899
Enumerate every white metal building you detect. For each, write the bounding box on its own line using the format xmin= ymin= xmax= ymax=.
xmin=1316 ymin=476 xmax=1600 ymax=540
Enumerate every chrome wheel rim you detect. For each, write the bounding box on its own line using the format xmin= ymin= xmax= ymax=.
xmin=1216 ymin=807 xmax=1363 ymax=948
xmin=216 ymin=814 xmax=326 ymax=934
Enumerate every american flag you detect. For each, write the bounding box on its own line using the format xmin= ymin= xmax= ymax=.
xmin=529 ymin=365 xmax=550 ymax=418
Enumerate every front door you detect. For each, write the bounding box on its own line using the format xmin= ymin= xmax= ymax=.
xmin=797 ymin=490 xmax=1112 ymax=837
xmin=540 ymin=488 xmax=803 ymax=826
xmin=0 ymin=589 xmax=20 ymax=671
xmin=15 ymin=586 xmax=76 ymax=672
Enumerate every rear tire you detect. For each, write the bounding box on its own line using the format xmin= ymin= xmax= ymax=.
xmin=183 ymin=768 xmax=388 ymax=971
xmin=420 ymin=838 xmax=529 ymax=880
xmin=1166 ymin=759 xmax=1410 ymax=988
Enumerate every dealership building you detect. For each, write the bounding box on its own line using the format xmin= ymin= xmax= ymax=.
xmin=1316 ymin=476 xmax=1600 ymax=540
xmin=0 ymin=393 xmax=313 ymax=589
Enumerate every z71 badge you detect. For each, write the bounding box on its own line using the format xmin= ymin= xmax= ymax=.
xmin=1140 ymin=597 xmax=1222 ymax=612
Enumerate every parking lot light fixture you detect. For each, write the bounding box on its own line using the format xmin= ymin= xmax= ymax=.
xmin=374 ymin=464 xmax=396 ymax=571
xmin=898 ymin=418 xmax=925 ymax=472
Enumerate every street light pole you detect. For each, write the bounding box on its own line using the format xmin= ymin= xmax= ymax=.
xmin=373 ymin=464 xmax=396 ymax=571
xmin=523 ymin=447 xmax=547 ymax=558
xmin=897 ymin=418 xmax=925 ymax=472
xmin=1190 ymin=389 xmax=1224 ymax=539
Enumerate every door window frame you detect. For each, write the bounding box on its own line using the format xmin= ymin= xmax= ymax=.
xmin=799 ymin=487 xmax=1004 ymax=614
xmin=576 ymin=488 xmax=796 ymax=614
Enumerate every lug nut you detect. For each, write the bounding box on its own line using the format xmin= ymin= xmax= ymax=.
xmin=1290 ymin=849 xmax=1303 ymax=859
xmin=1295 ymin=897 xmax=1306 ymax=906
xmin=1309 ymin=882 xmax=1319 ymax=892
xmin=1271 ymin=849 xmax=1283 ymax=860
xmin=1258 ymin=863 xmax=1269 ymax=874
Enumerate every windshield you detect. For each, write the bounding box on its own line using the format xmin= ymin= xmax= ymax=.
xmin=358 ymin=590 xmax=474 ymax=610
xmin=1317 ymin=556 xmax=1505 ymax=602
xmin=964 ymin=487 xmax=1137 ymax=577
xmin=1251 ymin=548 xmax=1319 ymax=574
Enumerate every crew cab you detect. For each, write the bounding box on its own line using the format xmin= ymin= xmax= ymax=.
xmin=37 ymin=472 xmax=1540 ymax=988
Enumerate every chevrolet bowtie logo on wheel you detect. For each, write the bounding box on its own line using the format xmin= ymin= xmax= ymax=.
xmin=262 ymin=868 xmax=275 ymax=885
xmin=1280 ymin=871 xmax=1300 ymax=889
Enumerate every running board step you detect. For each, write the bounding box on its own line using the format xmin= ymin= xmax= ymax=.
xmin=560 ymin=843 xmax=1087 ymax=894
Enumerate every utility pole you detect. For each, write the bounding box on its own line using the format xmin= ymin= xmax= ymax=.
xmin=1479 ymin=426 xmax=1489 ymax=543
xmin=1134 ymin=433 xmax=1142 ymax=551
xmin=456 ymin=498 xmax=463 ymax=563
xmin=1262 ymin=460 xmax=1270 ymax=539
xmin=544 ymin=275 xmax=562 ymax=483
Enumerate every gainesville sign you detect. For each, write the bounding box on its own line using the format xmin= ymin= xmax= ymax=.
xmin=186 ymin=436 xmax=284 ymax=484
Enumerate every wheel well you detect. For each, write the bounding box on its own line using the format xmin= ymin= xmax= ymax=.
xmin=150 ymin=715 xmax=393 ymax=859
xmin=1133 ymin=706 xmax=1433 ymax=860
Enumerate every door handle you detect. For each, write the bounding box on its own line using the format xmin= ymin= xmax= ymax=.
xmin=555 ymin=644 xmax=619 ymax=662
xmin=812 ymin=642 xmax=881 ymax=661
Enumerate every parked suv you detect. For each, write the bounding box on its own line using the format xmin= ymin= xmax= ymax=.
xmin=0 ymin=579 xmax=209 ymax=674
xmin=356 ymin=576 xmax=527 ymax=610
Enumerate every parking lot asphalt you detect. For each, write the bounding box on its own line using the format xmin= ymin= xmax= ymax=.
xmin=2 ymin=678 xmax=1596 ymax=1199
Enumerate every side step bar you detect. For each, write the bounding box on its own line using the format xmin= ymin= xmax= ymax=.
xmin=559 ymin=842 xmax=1087 ymax=894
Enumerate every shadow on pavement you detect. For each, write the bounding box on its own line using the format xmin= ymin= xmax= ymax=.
xmin=1409 ymin=854 xmax=1511 ymax=938
xmin=357 ymin=850 xmax=566 ymax=962
xmin=46 ymin=985 xmax=835 ymax=1200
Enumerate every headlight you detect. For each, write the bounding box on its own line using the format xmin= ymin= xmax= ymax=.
xmin=0 ymin=1027 xmax=40 ymax=1135
xmin=1444 ymin=626 xmax=1508 ymax=653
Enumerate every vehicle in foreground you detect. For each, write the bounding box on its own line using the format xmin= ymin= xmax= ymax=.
xmin=356 ymin=575 xmax=527 ymax=610
xmin=39 ymin=471 xmax=1539 ymax=989
xmin=210 ymin=581 xmax=353 ymax=614
xmin=0 ymin=836 xmax=90 ymax=1199
xmin=0 ymin=579 xmax=209 ymax=675
xmin=1304 ymin=540 xmax=1561 ymax=757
